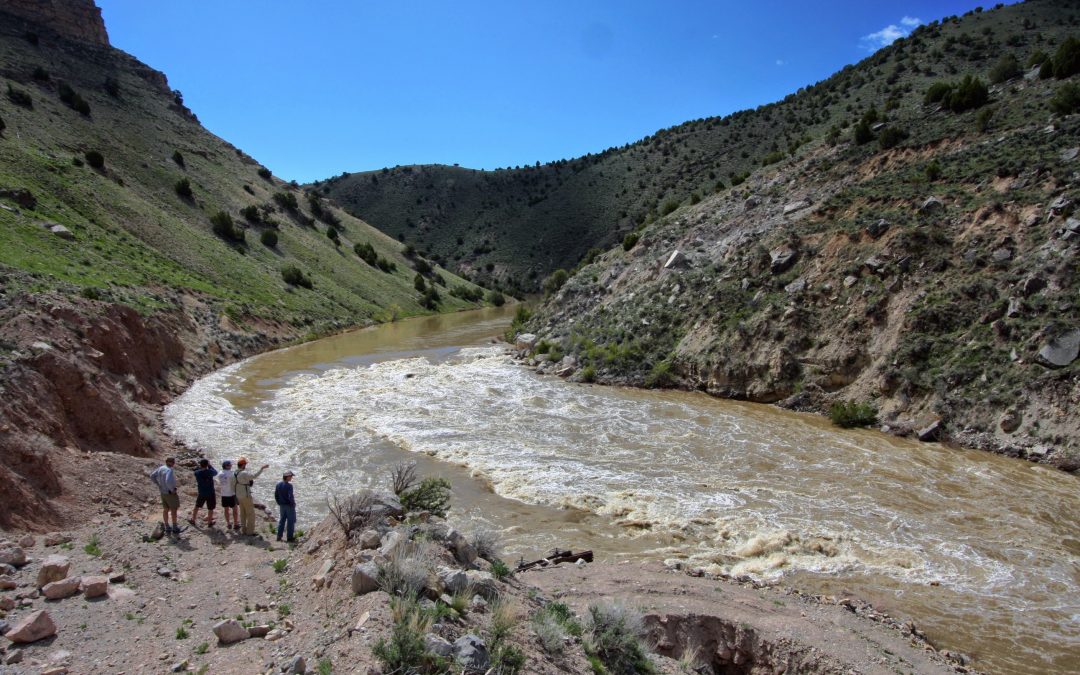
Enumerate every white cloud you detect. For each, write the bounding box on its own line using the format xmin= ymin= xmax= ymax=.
xmin=861 ymin=16 xmax=922 ymax=50
xmin=776 ymin=59 xmax=786 ymax=66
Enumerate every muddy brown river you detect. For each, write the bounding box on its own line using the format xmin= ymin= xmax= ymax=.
xmin=165 ymin=307 xmax=1080 ymax=674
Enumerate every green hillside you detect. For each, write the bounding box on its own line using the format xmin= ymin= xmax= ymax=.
xmin=515 ymin=0 xmax=1080 ymax=463
xmin=320 ymin=0 xmax=1080 ymax=295
xmin=0 ymin=12 xmax=490 ymax=331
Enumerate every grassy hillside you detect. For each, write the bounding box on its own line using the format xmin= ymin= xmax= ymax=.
xmin=516 ymin=0 xmax=1080 ymax=464
xmin=319 ymin=0 xmax=1080 ymax=295
xmin=0 ymin=12 xmax=490 ymax=332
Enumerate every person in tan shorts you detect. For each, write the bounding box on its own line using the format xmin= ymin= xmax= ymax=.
xmin=232 ymin=457 xmax=269 ymax=537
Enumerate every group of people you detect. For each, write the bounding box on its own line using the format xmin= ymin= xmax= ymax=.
xmin=148 ymin=456 xmax=298 ymax=542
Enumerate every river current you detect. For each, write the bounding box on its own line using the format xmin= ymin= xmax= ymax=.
xmin=165 ymin=307 xmax=1080 ymax=674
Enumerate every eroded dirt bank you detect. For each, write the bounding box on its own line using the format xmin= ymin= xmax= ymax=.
xmin=0 ymin=288 xmax=297 ymax=530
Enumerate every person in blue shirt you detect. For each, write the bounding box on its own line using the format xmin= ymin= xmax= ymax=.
xmin=190 ymin=458 xmax=219 ymax=528
xmin=274 ymin=470 xmax=297 ymax=543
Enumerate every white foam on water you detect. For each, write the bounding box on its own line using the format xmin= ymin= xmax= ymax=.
xmin=166 ymin=345 xmax=1080 ymax=673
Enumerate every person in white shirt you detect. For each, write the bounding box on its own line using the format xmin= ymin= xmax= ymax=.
xmin=217 ymin=459 xmax=239 ymax=531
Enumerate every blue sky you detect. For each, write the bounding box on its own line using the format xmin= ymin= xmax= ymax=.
xmin=96 ymin=1 xmax=1002 ymax=182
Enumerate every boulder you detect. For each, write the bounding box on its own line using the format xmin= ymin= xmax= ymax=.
xmin=1000 ymin=410 xmax=1022 ymax=434
xmin=917 ymin=420 xmax=942 ymax=442
xmin=863 ymin=255 xmax=888 ymax=275
xmin=355 ymin=529 xmax=381 ymax=549
xmin=212 ymin=619 xmax=250 ymax=644
xmin=42 ymin=577 xmax=81 ymax=600
xmin=1061 ymin=147 xmax=1078 ymax=162
xmin=36 ymin=555 xmax=71 ymax=588
xmin=663 ymin=250 xmax=688 ymax=269
xmin=514 ymin=333 xmax=538 ymax=351
xmin=0 ymin=564 xmax=15 ymax=576
xmin=5 ymin=609 xmax=56 ymax=643
xmin=425 ymin=633 xmax=454 ymax=658
xmin=248 ymin=625 xmax=271 ymax=638
xmin=783 ymin=199 xmax=811 ymax=215
xmin=446 ymin=528 xmax=478 ymax=567
xmin=312 ymin=559 xmax=335 ymax=590
xmin=437 ymin=566 xmax=468 ymax=594
xmin=865 ymin=219 xmax=889 ymax=238
xmin=18 ymin=535 xmax=34 ymax=549
xmin=0 ymin=575 xmax=15 ymax=590
xmin=464 ymin=570 xmax=500 ymax=600
xmin=784 ymin=278 xmax=806 ymax=294
xmin=379 ymin=530 xmax=408 ymax=556
xmin=1047 ymin=196 xmax=1073 ymax=218
xmin=453 ymin=634 xmax=490 ymax=672
xmin=43 ymin=534 xmax=70 ymax=547
xmin=920 ymin=196 xmax=944 ymax=213
xmin=769 ymin=244 xmax=798 ymax=274
xmin=283 ymin=655 xmax=306 ymax=674
xmin=0 ymin=546 xmax=27 ymax=567
xmin=0 ymin=596 xmax=13 ymax=611
xmin=1006 ymin=297 xmax=1024 ymax=319
xmin=351 ymin=561 xmax=380 ymax=595
xmin=80 ymin=575 xmax=108 ymax=599
xmin=1036 ymin=329 xmax=1080 ymax=368
xmin=49 ymin=224 xmax=75 ymax=240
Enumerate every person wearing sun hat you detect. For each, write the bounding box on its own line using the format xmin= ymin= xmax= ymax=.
xmin=274 ymin=470 xmax=297 ymax=543
xmin=232 ymin=456 xmax=269 ymax=537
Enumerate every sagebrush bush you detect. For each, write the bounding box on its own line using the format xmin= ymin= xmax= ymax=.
xmin=486 ymin=290 xmax=505 ymax=307
xmin=84 ymin=150 xmax=105 ymax=169
xmin=1050 ymin=82 xmax=1080 ymax=116
xmin=174 ymin=178 xmax=193 ymax=199
xmin=6 ymin=84 xmax=32 ymax=108
xmin=273 ymin=191 xmax=298 ymax=211
xmin=354 ymin=241 xmax=377 ymax=266
xmin=372 ymin=597 xmax=442 ymax=673
xmin=828 ymin=400 xmax=877 ymax=428
xmin=400 ymin=477 xmax=451 ymax=517
xmin=377 ymin=542 xmax=437 ymax=597
xmin=584 ymin=602 xmax=654 ymax=674
xmin=281 ymin=264 xmax=312 ymax=288
xmin=327 ymin=491 xmax=375 ymax=537
xmin=260 ymin=229 xmax=278 ymax=247
xmin=210 ymin=211 xmax=244 ymax=242
xmin=257 ymin=166 xmax=272 ymax=180
xmin=172 ymin=150 xmax=185 ymax=168
xmin=622 ymin=232 xmax=640 ymax=251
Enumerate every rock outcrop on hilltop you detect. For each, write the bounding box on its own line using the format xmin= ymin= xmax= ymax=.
xmin=0 ymin=0 xmax=109 ymax=46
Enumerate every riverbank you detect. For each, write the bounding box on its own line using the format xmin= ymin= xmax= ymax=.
xmin=0 ymin=503 xmax=967 ymax=674
xmin=510 ymin=333 xmax=1080 ymax=473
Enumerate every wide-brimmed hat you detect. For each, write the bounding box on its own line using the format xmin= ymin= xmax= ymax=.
xmin=283 ymin=470 xmax=295 ymax=478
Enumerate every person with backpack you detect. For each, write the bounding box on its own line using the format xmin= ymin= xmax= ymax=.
xmin=233 ymin=457 xmax=269 ymax=537
xmin=189 ymin=458 xmax=218 ymax=527
xmin=275 ymin=470 xmax=297 ymax=543
xmin=149 ymin=457 xmax=180 ymax=534
xmin=217 ymin=459 xmax=239 ymax=531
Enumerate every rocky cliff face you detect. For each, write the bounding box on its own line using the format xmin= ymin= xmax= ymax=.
xmin=0 ymin=0 xmax=109 ymax=46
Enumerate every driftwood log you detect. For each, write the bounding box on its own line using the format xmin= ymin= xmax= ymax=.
xmin=516 ymin=548 xmax=593 ymax=572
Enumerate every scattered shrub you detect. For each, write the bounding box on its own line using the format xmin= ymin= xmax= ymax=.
xmin=644 ymin=360 xmax=674 ymax=388
xmin=0 ymin=116 xmax=5 ymax=136
xmin=877 ymin=127 xmax=908 ymax=150
xmin=400 ymin=477 xmax=451 ymax=517
xmin=210 ymin=211 xmax=244 ymax=242
xmin=543 ymin=269 xmax=569 ymax=296
xmin=1052 ymin=36 xmax=1080 ymax=79
xmin=420 ymin=286 xmax=441 ymax=310
xmin=6 ymin=84 xmax=32 ymax=108
xmin=376 ymin=256 xmax=397 ymax=273
xmin=103 ymin=76 xmax=120 ymax=97
xmin=58 ymin=82 xmax=90 ymax=115
xmin=486 ymin=290 xmax=505 ymax=306
xmin=354 ymin=241 xmax=377 ymax=266
xmin=622 ymin=232 xmax=640 ymax=251
xmin=240 ymin=205 xmax=260 ymax=222
xmin=377 ymin=542 xmax=437 ymax=597
xmin=281 ymin=264 xmax=312 ymax=288
xmin=451 ymin=285 xmax=484 ymax=302
xmin=260 ymin=229 xmax=278 ymax=247
xmin=257 ymin=166 xmax=272 ymax=180
xmin=580 ymin=364 xmax=596 ymax=382
xmin=327 ymin=490 xmax=375 ymax=538
xmin=390 ymin=462 xmax=418 ymax=496
xmin=989 ymin=54 xmax=1021 ymax=84
xmin=975 ymin=107 xmax=994 ymax=132
xmin=828 ymin=400 xmax=877 ymax=428
xmin=659 ymin=199 xmax=680 ymax=216
xmin=925 ymin=160 xmax=943 ymax=181
xmin=412 ymin=257 xmax=432 ymax=275
xmin=84 ymin=150 xmax=105 ymax=169
xmin=32 ymin=66 xmax=49 ymax=82
xmin=927 ymin=76 xmax=989 ymax=113
xmin=273 ymin=191 xmax=298 ymax=211
xmin=83 ymin=534 xmax=102 ymax=557
xmin=490 ymin=558 xmax=512 ymax=580
xmin=583 ymin=602 xmax=654 ymax=674
xmin=852 ymin=120 xmax=874 ymax=145
xmin=1050 ymin=82 xmax=1080 ymax=115
xmin=470 ymin=529 xmax=500 ymax=560
xmin=174 ymin=178 xmax=193 ymax=199
xmin=372 ymin=597 xmax=441 ymax=673
xmin=272 ymin=558 xmax=287 ymax=574
xmin=172 ymin=150 xmax=185 ymax=168
xmin=413 ymin=273 xmax=426 ymax=292
xmin=533 ymin=602 xmax=583 ymax=654
xmin=326 ymin=226 xmax=340 ymax=244
xmin=761 ymin=150 xmax=785 ymax=166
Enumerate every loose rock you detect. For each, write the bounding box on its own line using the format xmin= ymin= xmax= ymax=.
xmin=42 ymin=577 xmax=81 ymax=600
xmin=350 ymin=561 xmax=380 ymax=595
xmin=80 ymin=575 xmax=109 ymax=599
xmin=452 ymin=634 xmax=490 ymax=672
xmin=36 ymin=555 xmax=71 ymax=588
xmin=5 ymin=609 xmax=57 ymax=643
xmin=212 ymin=619 xmax=250 ymax=644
